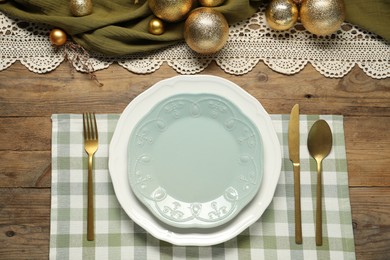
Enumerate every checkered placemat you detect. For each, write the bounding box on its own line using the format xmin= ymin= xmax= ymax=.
xmin=50 ymin=114 xmax=355 ymax=259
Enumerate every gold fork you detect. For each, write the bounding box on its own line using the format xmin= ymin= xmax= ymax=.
xmin=83 ymin=113 xmax=99 ymax=241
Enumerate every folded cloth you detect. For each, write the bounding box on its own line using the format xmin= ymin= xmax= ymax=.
xmin=344 ymin=0 xmax=390 ymax=43
xmin=50 ymin=114 xmax=355 ymax=259
xmin=0 ymin=0 xmax=257 ymax=56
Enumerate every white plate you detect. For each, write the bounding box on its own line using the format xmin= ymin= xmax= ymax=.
xmin=127 ymin=93 xmax=264 ymax=228
xmin=109 ymin=75 xmax=281 ymax=246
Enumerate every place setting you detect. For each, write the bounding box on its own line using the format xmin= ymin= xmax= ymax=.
xmin=1 ymin=0 xmax=389 ymax=258
xmin=50 ymin=75 xmax=355 ymax=259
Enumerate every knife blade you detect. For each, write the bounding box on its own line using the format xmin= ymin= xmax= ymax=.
xmin=288 ymin=104 xmax=302 ymax=244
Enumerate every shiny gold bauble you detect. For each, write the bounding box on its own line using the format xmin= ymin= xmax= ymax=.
xmin=148 ymin=18 xmax=165 ymax=35
xmin=300 ymin=0 xmax=345 ymax=36
xmin=199 ymin=0 xmax=225 ymax=7
xmin=148 ymin=0 xmax=193 ymax=22
xmin=184 ymin=8 xmax=229 ymax=55
xmin=70 ymin=0 xmax=93 ymax=17
xmin=265 ymin=0 xmax=298 ymax=31
xmin=49 ymin=29 xmax=67 ymax=46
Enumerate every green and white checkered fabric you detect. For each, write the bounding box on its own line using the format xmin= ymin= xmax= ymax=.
xmin=50 ymin=114 xmax=355 ymax=260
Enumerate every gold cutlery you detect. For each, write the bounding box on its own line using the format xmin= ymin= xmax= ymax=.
xmin=307 ymin=119 xmax=333 ymax=246
xmin=288 ymin=104 xmax=302 ymax=244
xmin=83 ymin=113 xmax=99 ymax=241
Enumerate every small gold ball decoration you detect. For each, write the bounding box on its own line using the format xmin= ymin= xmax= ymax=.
xmin=265 ymin=0 xmax=299 ymax=31
xmin=199 ymin=0 xmax=225 ymax=7
xmin=49 ymin=29 xmax=67 ymax=46
xmin=148 ymin=0 xmax=193 ymax=22
xmin=148 ymin=18 xmax=165 ymax=35
xmin=300 ymin=0 xmax=345 ymax=36
xmin=184 ymin=7 xmax=229 ymax=55
xmin=70 ymin=0 xmax=93 ymax=17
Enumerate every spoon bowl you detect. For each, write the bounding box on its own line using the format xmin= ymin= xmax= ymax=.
xmin=307 ymin=119 xmax=333 ymax=246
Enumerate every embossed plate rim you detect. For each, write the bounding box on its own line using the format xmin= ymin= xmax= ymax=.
xmin=109 ymin=75 xmax=282 ymax=246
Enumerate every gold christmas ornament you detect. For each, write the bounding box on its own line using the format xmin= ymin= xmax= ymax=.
xmin=49 ymin=29 xmax=67 ymax=46
xmin=148 ymin=0 xmax=193 ymax=22
xmin=300 ymin=0 xmax=345 ymax=36
xmin=148 ymin=18 xmax=165 ymax=35
xmin=265 ymin=0 xmax=299 ymax=31
xmin=199 ymin=0 xmax=225 ymax=7
xmin=184 ymin=7 xmax=229 ymax=55
xmin=70 ymin=0 xmax=93 ymax=17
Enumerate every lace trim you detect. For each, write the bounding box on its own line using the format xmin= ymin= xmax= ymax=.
xmin=1 ymin=6 xmax=389 ymax=79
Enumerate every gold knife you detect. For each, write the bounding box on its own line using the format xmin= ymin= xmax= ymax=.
xmin=288 ymin=104 xmax=302 ymax=244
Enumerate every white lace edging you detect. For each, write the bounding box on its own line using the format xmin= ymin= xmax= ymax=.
xmin=1 ymin=6 xmax=389 ymax=79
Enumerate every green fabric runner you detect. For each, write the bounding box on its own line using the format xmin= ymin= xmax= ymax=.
xmin=0 ymin=0 xmax=257 ymax=55
xmin=0 ymin=0 xmax=388 ymax=56
xmin=50 ymin=113 xmax=355 ymax=259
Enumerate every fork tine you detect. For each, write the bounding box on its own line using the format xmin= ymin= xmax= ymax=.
xmin=87 ymin=113 xmax=92 ymax=140
xmin=83 ymin=113 xmax=87 ymax=139
xmin=86 ymin=113 xmax=91 ymax=140
xmin=92 ymin=113 xmax=98 ymax=140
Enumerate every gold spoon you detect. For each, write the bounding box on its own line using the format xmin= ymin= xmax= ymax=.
xmin=307 ymin=119 xmax=333 ymax=246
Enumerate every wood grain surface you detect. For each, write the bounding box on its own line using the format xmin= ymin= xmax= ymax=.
xmin=0 ymin=61 xmax=389 ymax=259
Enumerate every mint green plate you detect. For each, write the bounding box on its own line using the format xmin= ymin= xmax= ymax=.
xmin=128 ymin=93 xmax=263 ymax=228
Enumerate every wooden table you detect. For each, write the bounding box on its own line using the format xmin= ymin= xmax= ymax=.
xmin=0 ymin=62 xmax=389 ymax=259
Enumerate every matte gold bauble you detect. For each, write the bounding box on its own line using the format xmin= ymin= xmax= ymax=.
xmin=199 ymin=0 xmax=225 ymax=7
xmin=70 ymin=0 xmax=93 ymax=17
xmin=300 ymin=0 xmax=345 ymax=36
xmin=49 ymin=29 xmax=67 ymax=46
xmin=184 ymin=8 xmax=229 ymax=55
xmin=148 ymin=0 xmax=193 ymax=22
xmin=148 ymin=18 xmax=165 ymax=35
xmin=265 ymin=0 xmax=298 ymax=31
